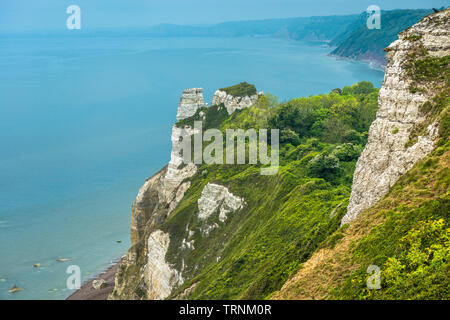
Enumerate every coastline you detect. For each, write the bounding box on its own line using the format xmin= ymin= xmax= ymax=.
xmin=66 ymin=258 xmax=122 ymax=300
xmin=327 ymin=52 xmax=386 ymax=71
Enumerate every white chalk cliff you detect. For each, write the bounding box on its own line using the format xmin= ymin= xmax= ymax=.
xmin=144 ymin=230 xmax=184 ymax=300
xmin=198 ymin=183 xmax=245 ymax=223
xmin=129 ymin=103 xmax=201 ymax=245
xmin=342 ymin=9 xmax=450 ymax=224
xmin=211 ymin=89 xmax=258 ymax=114
xmin=176 ymin=88 xmax=205 ymax=121
xmin=111 ymin=86 xmax=247 ymax=300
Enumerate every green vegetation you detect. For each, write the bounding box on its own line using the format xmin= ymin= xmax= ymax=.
xmin=407 ymin=55 xmax=450 ymax=84
xmin=267 ymin=81 xmax=378 ymax=146
xmin=175 ymin=103 xmax=230 ymax=129
xmin=116 ymin=9 xmax=450 ymax=301
xmin=220 ymin=82 xmax=257 ymax=97
xmin=329 ymin=140 xmax=450 ymax=300
xmin=152 ymin=82 xmax=380 ymax=299
xmin=404 ymin=34 xmax=422 ymax=42
xmin=273 ymin=138 xmax=449 ymax=300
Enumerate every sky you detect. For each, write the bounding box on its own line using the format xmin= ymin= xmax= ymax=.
xmin=0 ymin=0 xmax=448 ymax=32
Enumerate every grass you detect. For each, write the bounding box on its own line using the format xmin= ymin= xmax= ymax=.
xmin=273 ymin=140 xmax=450 ymax=300
xmin=330 ymin=144 xmax=450 ymax=300
xmin=219 ymin=82 xmax=257 ymax=97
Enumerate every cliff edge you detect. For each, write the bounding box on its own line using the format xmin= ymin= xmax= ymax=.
xmin=110 ymin=84 xmax=257 ymax=299
xmin=342 ymin=8 xmax=449 ymax=224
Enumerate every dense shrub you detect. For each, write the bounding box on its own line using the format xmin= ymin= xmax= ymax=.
xmin=333 ymin=143 xmax=362 ymax=162
xmin=307 ymin=153 xmax=340 ymax=179
xmin=268 ymin=82 xmax=378 ymax=145
xmin=280 ymin=129 xmax=301 ymax=146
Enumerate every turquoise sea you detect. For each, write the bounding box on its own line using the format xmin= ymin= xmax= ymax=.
xmin=0 ymin=31 xmax=384 ymax=299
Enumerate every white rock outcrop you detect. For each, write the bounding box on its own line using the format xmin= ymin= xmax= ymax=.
xmin=92 ymin=279 xmax=106 ymax=290
xmin=130 ymin=162 xmax=197 ymax=245
xmin=144 ymin=230 xmax=184 ymax=300
xmin=113 ymin=86 xmax=252 ymax=299
xmin=165 ymin=126 xmax=199 ymax=182
xmin=198 ymin=183 xmax=245 ymax=223
xmin=211 ymin=90 xmax=258 ymax=115
xmin=176 ymin=88 xmax=204 ymax=121
xmin=342 ymin=9 xmax=449 ymax=225
xmin=130 ymin=90 xmax=202 ymax=245
xmin=119 ymin=88 xmax=204 ymax=299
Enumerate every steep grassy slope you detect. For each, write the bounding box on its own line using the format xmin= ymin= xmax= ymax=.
xmin=167 ymin=83 xmax=379 ymax=299
xmin=273 ymin=141 xmax=449 ymax=300
xmin=110 ymin=82 xmax=380 ymax=300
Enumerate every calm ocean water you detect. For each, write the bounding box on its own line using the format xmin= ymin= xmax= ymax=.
xmin=0 ymin=32 xmax=384 ymax=299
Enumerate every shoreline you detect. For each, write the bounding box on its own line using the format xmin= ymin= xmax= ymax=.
xmin=66 ymin=258 xmax=122 ymax=300
xmin=327 ymin=53 xmax=386 ymax=71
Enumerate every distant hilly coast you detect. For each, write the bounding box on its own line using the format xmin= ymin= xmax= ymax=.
xmin=329 ymin=9 xmax=434 ymax=68
xmin=29 ymin=8 xmax=436 ymax=69
xmin=138 ymin=8 xmax=435 ymax=68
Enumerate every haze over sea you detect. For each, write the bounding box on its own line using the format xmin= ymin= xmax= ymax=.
xmin=0 ymin=31 xmax=384 ymax=299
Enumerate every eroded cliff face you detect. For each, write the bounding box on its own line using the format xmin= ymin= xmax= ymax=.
xmin=176 ymin=88 xmax=204 ymax=121
xmin=197 ymin=183 xmax=245 ymax=236
xmin=110 ymin=86 xmax=249 ymax=300
xmin=211 ymin=89 xmax=258 ymax=115
xmin=144 ymin=230 xmax=184 ymax=300
xmin=342 ymin=9 xmax=450 ymax=224
xmin=111 ymin=89 xmax=201 ymax=299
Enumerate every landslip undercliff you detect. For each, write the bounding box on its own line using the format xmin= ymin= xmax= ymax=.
xmin=110 ymin=9 xmax=449 ymax=300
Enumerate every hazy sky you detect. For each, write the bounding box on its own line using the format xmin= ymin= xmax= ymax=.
xmin=1 ymin=0 xmax=448 ymax=32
